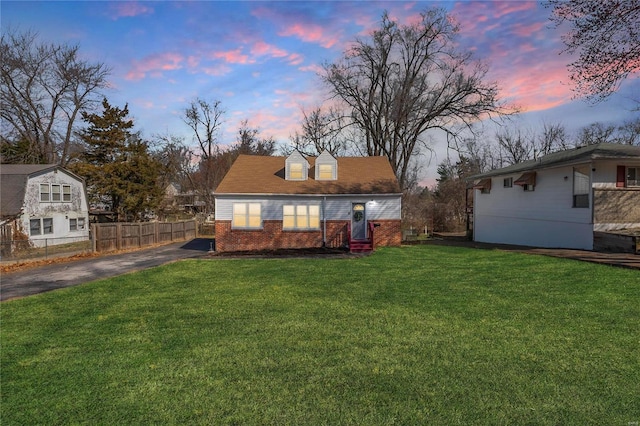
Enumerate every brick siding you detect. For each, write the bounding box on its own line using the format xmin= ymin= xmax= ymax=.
xmin=215 ymin=219 xmax=401 ymax=252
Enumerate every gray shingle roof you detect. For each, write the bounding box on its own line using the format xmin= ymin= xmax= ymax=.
xmin=1 ymin=164 xmax=58 ymax=217
xmin=469 ymin=143 xmax=640 ymax=180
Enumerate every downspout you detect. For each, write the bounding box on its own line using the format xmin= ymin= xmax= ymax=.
xmin=322 ymin=196 xmax=327 ymax=247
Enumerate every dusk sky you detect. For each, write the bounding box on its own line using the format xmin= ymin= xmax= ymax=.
xmin=3 ymin=1 xmax=638 ymax=185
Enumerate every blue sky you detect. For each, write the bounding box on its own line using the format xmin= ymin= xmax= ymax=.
xmin=3 ymin=1 xmax=638 ymax=185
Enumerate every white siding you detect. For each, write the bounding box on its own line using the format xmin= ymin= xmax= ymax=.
xmin=216 ymin=195 xmax=401 ymax=221
xmin=473 ymin=165 xmax=594 ymax=249
xmin=19 ymin=169 xmax=90 ymax=245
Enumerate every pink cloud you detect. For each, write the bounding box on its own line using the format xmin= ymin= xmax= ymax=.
xmin=109 ymin=2 xmax=153 ymax=20
xmin=251 ymin=41 xmax=288 ymax=58
xmin=279 ymin=22 xmax=339 ymax=48
xmin=212 ymin=49 xmax=255 ymax=64
xmin=125 ymin=52 xmax=184 ymax=81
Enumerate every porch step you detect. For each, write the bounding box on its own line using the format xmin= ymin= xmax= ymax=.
xmin=349 ymin=240 xmax=373 ymax=253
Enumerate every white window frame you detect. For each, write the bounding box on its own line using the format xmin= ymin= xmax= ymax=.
xmin=317 ymin=164 xmax=335 ymax=180
xmin=30 ymin=218 xmax=53 ymax=235
xmin=282 ymin=205 xmax=320 ymax=230
xmin=232 ymin=203 xmax=262 ymax=229
xmin=30 ymin=219 xmax=42 ymax=236
xmin=289 ymin=163 xmax=304 ymax=180
xmin=573 ymin=167 xmax=590 ymax=208
xmin=39 ymin=183 xmax=72 ymax=202
xmin=40 ymin=184 xmax=50 ymax=202
xmin=627 ymin=167 xmax=640 ymax=187
xmin=70 ymin=218 xmax=78 ymax=231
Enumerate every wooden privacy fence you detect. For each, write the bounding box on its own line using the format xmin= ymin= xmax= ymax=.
xmin=92 ymin=220 xmax=196 ymax=253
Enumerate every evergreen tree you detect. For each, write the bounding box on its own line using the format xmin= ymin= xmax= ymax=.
xmin=72 ymin=98 xmax=163 ymax=221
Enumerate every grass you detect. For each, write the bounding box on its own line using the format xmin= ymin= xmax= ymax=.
xmin=1 ymin=245 xmax=639 ymax=425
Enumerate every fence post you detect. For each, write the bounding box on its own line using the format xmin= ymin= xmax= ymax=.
xmin=91 ymin=223 xmax=97 ymax=252
xmin=155 ymin=221 xmax=159 ymax=245
xmin=116 ymin=223 xmax=122 ymax=251
xmin=138 ymin=222 xmax=142 ymax=248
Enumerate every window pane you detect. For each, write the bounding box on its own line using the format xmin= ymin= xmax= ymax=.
xmin=309 ymin=205 xmax=320 ymax=228
xmin=628 ymin=167 xmax=639 ymax=186
xmin=296 ymin=205 xmax=308 ymax=228
xmin=78 ymin=218 xmax=86 ymax=229
xmin=290 ymin=163 xmax=303 ymax=179
xmin=51 ymin=184 xmax=61 ymax=201
xmin=249 ymin=203 xmax=261 ymax=215
xmin=319 ymin=164 xmax=333 ymax=179
xmin=248 ymin=215 xmax=261 ymax=228
xmin=40 ymin=184 xmax=50 ymax=202
xmin=63 ymin=185 xmax=71 ymax=202
xmin=70 ymin=218 xmax=77 ymax=231
xmin=283 ymin=216 xmax=295 ymax=229
xmin=233 ymin=203 xmax=246 ymax=227
xmin=43 ymin=218 xmax=53 ymax=234
xmin=30 ymin=219 xmax=41 ymax=235
xmin=283 ymin=205 xmax=294 ymax=215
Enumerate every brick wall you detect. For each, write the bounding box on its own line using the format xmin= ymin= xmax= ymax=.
xmin=215 ymin=219 xmax=401 ymax=252
xmin=372 ymin=219 xmax=402 ymax=247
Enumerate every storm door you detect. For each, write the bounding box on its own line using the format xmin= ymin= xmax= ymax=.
xmin=351 ymin=203 xmax=367 ymax=240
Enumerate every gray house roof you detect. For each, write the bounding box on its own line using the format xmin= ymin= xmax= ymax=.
xmin=1 ymin=164 xmax=61 ymax=217
xmin=469 ymin=143 xmax=640 ymax=180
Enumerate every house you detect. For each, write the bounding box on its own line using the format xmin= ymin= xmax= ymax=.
xmin=469 ymin=143 xmax=640 ymax=250
xmin=0 ymin=164 xmax=90 ymax=247
xmin=214 ymin=150 xmax=402 ymax=253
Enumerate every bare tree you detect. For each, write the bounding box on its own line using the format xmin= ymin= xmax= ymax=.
xmin=616 ymin=118 xmax=640 ymax=146
xmin=235 ymin=119 xmax=275 ymax=156
xmin=183 ymin=98 xmax=224 ymax=160
xmin=290 ymin=106 xmax=349 ymax=156
xmin=495 ymin=127 xmax=537 ymax=165
xmin=323 ymin=8 xmax=507 ymax=189
xmin=576 ymin=122 xmax=617 ymax=146
xmin=547 ymin=0 xmax=640 ymax=103
xmin=1 ymin=29 xmax=110 ymax=164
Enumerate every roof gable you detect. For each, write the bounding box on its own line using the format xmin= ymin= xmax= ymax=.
xmin=215 ymin=155 xmax=401 ymax=195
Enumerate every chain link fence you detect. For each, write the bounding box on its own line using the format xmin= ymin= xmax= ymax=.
xmin=1 ymin=236 xmax=93 ymax=264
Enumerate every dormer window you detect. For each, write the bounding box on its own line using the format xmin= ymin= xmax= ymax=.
xmin=285 ymin=150 xmax=309 ymax=181
xmin=315 ymin=150 xmax=338 ymax=180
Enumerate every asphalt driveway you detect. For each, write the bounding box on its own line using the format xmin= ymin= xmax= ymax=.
xmin=0 ymin=238 xmax=213 ymax=302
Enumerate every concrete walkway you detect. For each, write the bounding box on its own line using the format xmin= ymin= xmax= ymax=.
xmin=0 ymin=238 xmax=213 ymax=302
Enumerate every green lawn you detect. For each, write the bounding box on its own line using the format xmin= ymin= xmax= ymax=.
xmin=2 ymin=245 xmax=639 ymax=425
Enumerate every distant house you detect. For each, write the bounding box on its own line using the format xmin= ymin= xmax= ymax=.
xmin=469 ymin=143 xmax=640 ymax=250
xmin=214 ymin=150 xmax=402 ymax=253
xmin=0 ymin=164 xmax=90 ymax=247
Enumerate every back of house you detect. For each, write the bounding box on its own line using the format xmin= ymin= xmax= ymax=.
xmin=214 ymin=151 xmax=402 ymax=253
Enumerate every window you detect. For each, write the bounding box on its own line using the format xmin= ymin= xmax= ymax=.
xmin=69 ymin=217 xmax=85 ymax=231
xmin=318 ymin=164 xmax=334 ymax=180
xmin=573 ymin=167 xmax=590 ymax=208
xmin=515 ymin=172 xmax=536 ymax=191
xmin=628 ymin=167 xmax=640 ymax=187
xmin=473 ymin=178 xmax=491 ymax=194
xmin=43 ymin=218 xmax=53 ymax=234
xmin=51 ymin=184 xmax=61 ymax=202
xmin=503 ymin=178 xmax=513 ymax=188
xmin=30 ymin=219 xmax=42 ymax=236
xmin=233 ymin=203 xmax=261 ymax=228
xmin=40 ymin=184 xmax=50 ymax=202
xmin=283 ymin=205 xmax=320 ymax=230
xmin=289 ymin=163 xmax=304 ymax=180
xmin=29 ymin=218 xmax=53 ymax=235
xmin=39 ymin=184 xmax=72 ymax=202
xmin=522 ymin=184 xmax=535 ymax=192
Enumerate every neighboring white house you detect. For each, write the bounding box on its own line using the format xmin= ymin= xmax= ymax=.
xmin=1 ymin=164 xmax=90 ymax=247
xmin=214 ymin=150 xmax=402 ymax=253
xmin=469 ymin=143 xmax=640 ymax=250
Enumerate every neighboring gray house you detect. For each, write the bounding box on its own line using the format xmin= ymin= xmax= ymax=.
xmin=469 ymin=143 xmax=640 ymax=250
xmin=1 ymin=164 xmax=90 ymax=247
